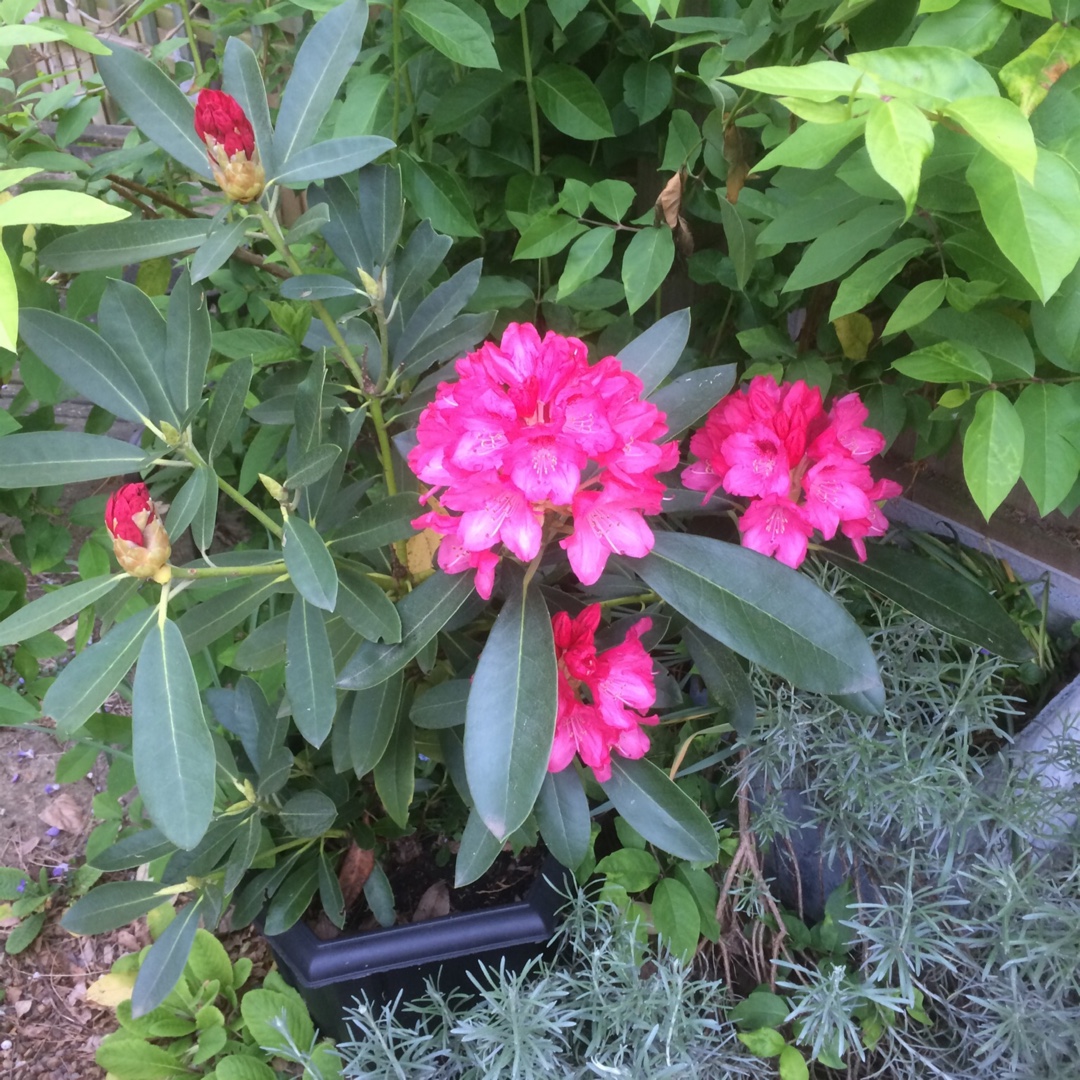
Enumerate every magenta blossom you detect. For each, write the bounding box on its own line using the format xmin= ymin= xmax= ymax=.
xmin=547 ymin=605 xmax=658 ymax=782
xmin=684 ymin=376 xmax=901 ymax=568
xmin=408 ymin=324 xmax=677 ymax=597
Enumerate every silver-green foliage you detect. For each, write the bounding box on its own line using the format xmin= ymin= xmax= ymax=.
xmin=746 ymin=563 xmax=1080 ymax=1080
xmin=338 ymin=891 xmax=759 ymax=1080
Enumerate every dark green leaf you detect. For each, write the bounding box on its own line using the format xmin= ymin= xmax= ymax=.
xmin=133 ymin=619 xmax=216 ymax=849
xmin=682 ymin=625 xmax=755 ymax=737
xmin=131 ymin=898 xmax=202 ymax=1017
xmin=600 ymin=757 xmax=718 ymax=863
xmin=273 ymin=0 xmax=369 ymax=166
xmin=465 ymin=576 xmax=557 ymax=840
xmin=824 ymin=543 xmax=1033 ymax=661
xmin=280 ymin=274 xmax=361 ymax=301
xmin=638 ymin=533 xmax=883 ymax=700
xmin=410 ymin=679 xmax=468 ymax=729
xmin=622 ymin=226 xmax=675 ymax=315
xmin=191 ymin=219 xmax=251 ymax=283
xmin=283 ymin=516 xmax=338 ymax=611
xmin=616 ymin=308 xmax=690 ymax=396
xmin=395 ymin=259 xmax=482 ymax=368
xmin=318 ymin=853 xmax=346 ymax=928
xmin=165 ymin=271 xmax=211 ymax=423
xmin=402 ymin=0 xmax=499 ymax=68
xmin=61 ymin=880 xmax=167 ymax=934
xmin=373 ymin=717 xmax=415 ymax=826
xmin=262 ymin=858 xmax=321 ymax=936
xmin=40 ymin=219 xmax=211 ymax=273
xmin=273 ymin=136 xmax=393 ymax=185
xmin=0 ymin=432 xmax=149 ymax=488
xmin=337 ymin=571 xmax=475 ymax=689
xmin=349 ymin=669 xmax=403 ymax=775
xmin=335 ymin=567 xmax=402 ymax=644
xmin=454 ymin=809 xmax=503 ymax=886
xmin=649 ymin=364 xmax=736 ymax=440
xmin=398 ymin=312 xmax=494 ymax=380
xmin=280 ymin=790 xmax=338 ymax=837
xmin=207 ymin=358 xmax=254 ymax=462
xmin=535 ymin=64 xmax=614 ymax=139
xmin=286 ymin=598 xmax=337 ymax=746
xmin=90 ymin=827 xmax=177 ymax=872
xmin=286 ymin=444 xmax=341 ymax=490
xmin=331 ymin=494 xmax=420 ymax=552
xmin=0 ymin=575 xmax=122 ymax=646
xmin=99 ymin=279 xmax=177 ymax=427
xmin=44 ymin=606 xmax=156 ymax=734
xmin=356 ymin=164 xmax=404 ymax=273
xmin=97 ymin=47 xmax=211 ymax=177
xmin=19 ymin=309 xmax=150 ymax=423
xmin=535 ymin=768 xmax=590 ymax=870
xmin=179 ymin=577 xmax=287 ymax=654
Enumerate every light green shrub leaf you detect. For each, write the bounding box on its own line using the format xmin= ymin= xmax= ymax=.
xmin=882 ymin=278 xmax=946 ymax=337
xmin=590 ymin=179 xmax=636 ymax=222
xmin=963 ymin=389 xmax=1025 ymax=519
xmin=535 ymin=64 xmax=615 ymax=140
xmin=652 ymin=877 xmax=700 ymax=962
xmin=910 ymin=0 xmax=1011 ymax=55
xmin=755 ymin=116 xmax=866 ymax=172
xmin=95 ymin=1033 xmax=190 ymax=1078
xmin=1014 ymin=382 xmax=1080 ymax=515
xmin=779 ymin=1044 xmax=810 ymax=1080
xmin=967 ymin=147 xmax=1080 ymax=302
xmin=999 ymin=22 xmax=1080 ymax=115
xmin=945 ymin=96 xmax=1036 ymax=181
xmin=514 ymin=213 xmax=589 ymax=260
xmin=557 ymin=228 xmax=615 ymax=299
xmin=830 ymin=239 xmax=931 ymax=319
xmin=0 ymin=190 xmax=128 ymax=228
xmin=738 ymin=1027 xmax=786 ymax=1057
xmin=865 ymin=97 xmax=934 ymax=215
xmin=403 ymin=0 xmax=498 ymax=68
xmin=622 ymin=226 xmax=675 ymax=314
xmin=594 ymin=847 xmax=660 ymax=892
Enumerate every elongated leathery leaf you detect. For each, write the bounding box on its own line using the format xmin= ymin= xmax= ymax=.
xmin=165 ymin=270 xmax=211 ymax=423
xmin=62 ymin=881 xmax=170 ymax=935
xmin=349 ymin=668 xmax=403 ymax=774
xmin=99 ymin=278 xmax=178 ymax=427
xmin=131 ymin=897 xmax=203 ymax=1018
xmin=535 ymin=768 xmax=591 ymax=870
xmin=337 ymin=571 xmax=475 ymax=689
xmin=286 ymin=598 xmax=337 ymax=747
xmin=465 ymin=574 xmax=557 ymax=840
xmin=283 ymin=516 xmax=338 ymax=611
xmin=223 ymin=35 xmax=275 ymax=178
xmin=616 ymin=308 xmax=690 ymax=396
xmin=19 ymin=309 xmax=150 ymax=423
xmin=0 ymin=432 xmax=149 ymax=488
xmin=824 ymin=544 xmax=1033 ymax=662
xmin=132 ymin=618 xmax=215 ymax=849
xmin=0 ymin=575 xmax=123 ymax=647
xmin=600 ymin=757 xmax=718 ymax=863
xmin=44 ymin=606 xmax=157 ymax=734
xmin=638 ymin=532 xmax=882 ymax=703
xmin=40 ymin=219 xmax=211 ymax=273
xmin=96 ymin=47 xmax=211 ymax=177
xmin=273 ymin=0 xmax=368 ymax=167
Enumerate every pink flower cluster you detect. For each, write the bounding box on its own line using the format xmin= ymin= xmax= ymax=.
xmin=408 ymin=324 xmax=678 ymax=598
xmin=683 ymin=376 xmax=901 ymax=568
xmin=548 ymin=605 xmax=658 ymax=783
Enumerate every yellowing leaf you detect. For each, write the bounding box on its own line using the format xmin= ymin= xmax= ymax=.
xmin=86 ymin=970 xmax=137 ymax=1009
xmin=406 ymin=529 xmax=441 ymax=575
xmin=833 ymin=313 xmax=874 ymax=360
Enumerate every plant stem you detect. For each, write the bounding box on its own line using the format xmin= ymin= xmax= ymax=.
xmin=178 ymin=0 xmax=204 ymax=78
xmin=253 ymin=203 xmax=368 ymax=387
xmin=172 ymin=561 xmax=288 ymax=579
xmin=392 ymin=0 xmax=403 ymax=153
xmin=598 ymin=591 xmax=659 ymax=609
xmin=519 ymin=11 xmax=541 ymax=176
xmin=216 ymin=473 xmax=284 ymax=539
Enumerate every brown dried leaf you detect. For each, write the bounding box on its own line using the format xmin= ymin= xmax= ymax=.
xmin=412 ymin=880 xmax=450 ymax=923
xmin=656 ymin=170 xmax=684 ymax=230
xmin=406 ymin=529 xmax=441 ymax=575
xmin=338 ymin=844 xmax=376 ymax=910
xmin=38 ymin=792 xmax=85 ymax=834
xmin=724 ymin=124 xmax=749 ymax=204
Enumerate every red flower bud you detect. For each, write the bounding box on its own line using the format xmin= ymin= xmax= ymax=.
xmin=105 ymin=483 xmax=172 ymax=583
xmin=194 ymin=89 xmax=255 ymax=159
xmin=193 ymin=89 xmax=265 ymax=203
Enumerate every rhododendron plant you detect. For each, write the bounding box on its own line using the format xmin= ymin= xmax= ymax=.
xmin=548 ymin=604 xmax=658 ymax=782
xmin=683 ymin=376 xmax=902 ymax=568
xmin=408 ymin=323 xmax=678 ymax=597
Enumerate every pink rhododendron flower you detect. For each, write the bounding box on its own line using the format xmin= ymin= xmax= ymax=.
xmin=547 ymin=605 xmax=658 ymax=782
xmin=684 ymin=375 xmax=900 ymax=567
xmin=105 ymin=482 xmax=172 ymax=582
xmin=408 ymin=324 xmax=676 ymax=597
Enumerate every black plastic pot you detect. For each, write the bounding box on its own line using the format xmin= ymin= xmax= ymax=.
xmin=263 ymin=855 xmax=569 ymax=1039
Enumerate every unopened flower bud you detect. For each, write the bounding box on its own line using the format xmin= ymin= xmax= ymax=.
xmin=194 ymin=89 xmax=265 ymax=203
xmin=105 ymin=482 xmax=172 ymax=583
